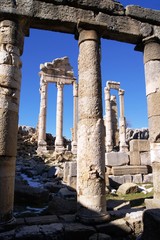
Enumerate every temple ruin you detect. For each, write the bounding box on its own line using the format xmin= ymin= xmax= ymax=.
xmin=0 ymin=0 xmax=160 ymax=238
xmin=37 ymin=56 xmax=78 ymax=154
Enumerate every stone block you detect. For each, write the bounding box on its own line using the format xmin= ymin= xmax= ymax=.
xmin=63 ymin=162 xmax=70 ymax=182
xmin=129 ymin=140 xmax=150 ymax=152
xmin=117 ymin=183 xmax=138 ymax=195
xmin=129 ymin=151 xmax=140 ymax=165
xmin=141 ymin=209 xmax=160 ymax=240
xmin=124 ymin=175 xmax=132 ymax=183
xmin=140 ymin=152 xmax=151 ymax=166
xmin=145 ymin=199 xmax=160 ymax=209
xmin=143 ymin=174 xmax=153 ymax=183
xmin=67 ymin=176 xmax=77 ymax=189
xmin=132 ymin=174 xmax=142 ymax=184
xmin=111 ymin=166 xmax=148 ymax=176
xmin=69 ymin=161 xmax=77 ymax=177
xmin=109 ymin=175 xmax=124 ymax=188
xmin=105 ymin=152 xmax=129 ymax=166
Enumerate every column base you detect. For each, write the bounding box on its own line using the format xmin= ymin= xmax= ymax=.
xmin=71 ymin=141 xmax=77 ymax=155
xmin=120 ymin=144 xmax=128 ymax=152
xmin=0 ymin=214 xmax=16 ymax=227
xmin=76 ymin=212 xmax=110 ymax=224
xmin=55 ymin=145 xmax=65 ymax=153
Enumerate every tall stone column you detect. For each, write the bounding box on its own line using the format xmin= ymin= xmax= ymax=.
xmin=111 ymin=95 xmax=119 ymax=148
xmin=0 ymin=20 xmax=24 ymax=225
xmin=55 ymin=82 xmax=64 ymax=151
xmin=71 ymin=81 xmax=78 ymax=154
xmin=77 ymin=29 xmax=109 ymax=223
xmin=143 ymin=36 xmax=160 ymax=201
xmin=119 ymin=89 xmax=128 ymax=152
xmin=104 ymin=86 xmax=113 ymax=152
xmin=37 ymin=77 xmax=47 ymax=153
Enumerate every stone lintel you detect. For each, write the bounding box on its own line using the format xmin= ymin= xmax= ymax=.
xmin=107 ymin=81 xmax=120 ymax=90
xmin=111 ymin=165 xmax=148 ymax=176
xmin=1 ymin=2 xmax=160 ymax=45
xmin=40 ymin=74 xmax=76 ymax=85
xmin=126 ymin=5 xmax=160 ymax=26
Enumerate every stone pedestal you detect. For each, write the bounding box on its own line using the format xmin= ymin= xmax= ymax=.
xmin=77 ymin=29 xmax=109 ymax=223
xmin=0 ymin=20 xmax=24 ymax=225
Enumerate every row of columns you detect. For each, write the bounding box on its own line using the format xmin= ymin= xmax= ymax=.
xmin=0 ymin=18 xmax=160 ymax=225
xmin=104 ymin=83 xmax=128 ymax=152
xmin=37 ymin=78 xmax=78 ymax=153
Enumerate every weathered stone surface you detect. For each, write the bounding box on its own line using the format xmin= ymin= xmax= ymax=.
xmin=105 ymin=152 xmax=129 ymax=166
xmin=129 ymin=140 xmax=150 ymax=152
xmin=143 ymin=173 xmax=153 ymax=183
xmin=140 ymin=152 xmax=151 ymax=166
xmin=141 ymin=209 xmax=160 ymax=240
xmin=64 ymin=223 xmax=96 ymax=240
xmin=126 ymin=5 xmax=160 ymax=25
xmin=111 ymin=166 xmax=148 ymax=176
xmin=117 ymin=183 xmax=138 ymax=195
xmin=152 ymin=162 xmax=160 ymax=199
xmin=130 ymin=151 xmax=140 ymax=165
xmin=25 ymin=215 xmax=59 ymax=225
xmin=145 ymin=199 xmax=160 ymax=209
xmin=95 ymin=218 xmax=132 ymax=237
xmin=132 ymin=174 xmax=143 ymax=184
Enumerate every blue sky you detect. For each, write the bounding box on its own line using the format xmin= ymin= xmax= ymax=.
xmin=20 ymin=0 xmax=160 ymax=139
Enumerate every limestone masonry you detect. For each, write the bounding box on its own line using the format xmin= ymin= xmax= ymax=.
xmin=0 ymin=1 xmax=160 ymax=238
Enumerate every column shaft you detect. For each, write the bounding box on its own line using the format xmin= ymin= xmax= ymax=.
xmin=104 ymin=87 xmax=113 ymax=152
xmin=119 ymin=89 xmax=128 ymax=152
xmin=55 ymin=82 xmax=64 ymax=151
xmin=72 ymin=82 xmax=78 ymax=154
xmin=37 ymin=77 xmax=47 ymax=152
xmin=143 ymin=37 xmax=160 ymax=200
xmin=77 ymin=29 xmax=109 ymax=223
xmin=0 ymin=20 xmax=24 ymax=224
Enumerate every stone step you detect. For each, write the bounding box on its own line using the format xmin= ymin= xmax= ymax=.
xmin=111 ymin=165 xmax=148 ymax=176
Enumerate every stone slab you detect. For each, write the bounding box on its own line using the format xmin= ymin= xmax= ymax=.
xmin=69 ymin=162 xmax=77 ymax=177
xmin=129 ymin=151 xmax=140 ymax=165
xmin=140 ymin=152 xmax=151 ymax=166
xmin=129 ymin=140 xmax=150 ymax=152
xmin=111 ymin=166 xmax=148 ymax=176
xmin=105 ymin=152 xmax=129 ymax=166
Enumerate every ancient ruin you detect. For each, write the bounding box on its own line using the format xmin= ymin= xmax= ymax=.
xmin=37 ymin=56 xmax=78 ymax=154
xmin=0 ymin=0 xmax=160 ymax=239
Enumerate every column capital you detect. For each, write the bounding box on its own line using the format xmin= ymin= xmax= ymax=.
xmin=57 ymin=82 xmax=64 ymax=90
xmin=78 ymin=28 xmax=99 ymax=46
xmin=119 ymin=89 xmax=125 ymax=96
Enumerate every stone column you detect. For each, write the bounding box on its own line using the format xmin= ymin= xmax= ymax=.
xmin=111 ymin=95 xmax=119 ymax=148
xmin=119 ymin=89 xmax=128 ymax=152
xmin=71 ymin=81 xmax=78 ymax=154
xmin=143 ymin=36 xmax=160 ymax=202
xmin=37 ymin=76 xmax=47 ymax=153
xmin=104 ymin=86 xmax=113 ymax=152
xmin=55 ymin=82 xmax=64 ymax=151
xmin=0 ymin=20 xmax=24 ymax=225
xmin=77 ymin=29 xmax=109 ymax=223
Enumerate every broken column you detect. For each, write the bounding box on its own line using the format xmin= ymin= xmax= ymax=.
xmin=104 ymin=86 xmax=113 ymax=152
xmin=71 ymin=81 xmax=78 ymax=154
xmin=37 ymin=77 xmax=48 ymax=152
xmin=119 ymin=89 xmax=128 ymax=152
xmin=0 ymin=20 xmax=24 ymax=224
xmin=55 ymin=82 xmax=64 ymax=152
xmin=77 ymin=28 xmax=109 ymax=223
xmin=143 ymin=36 xmax=160 ymax=204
